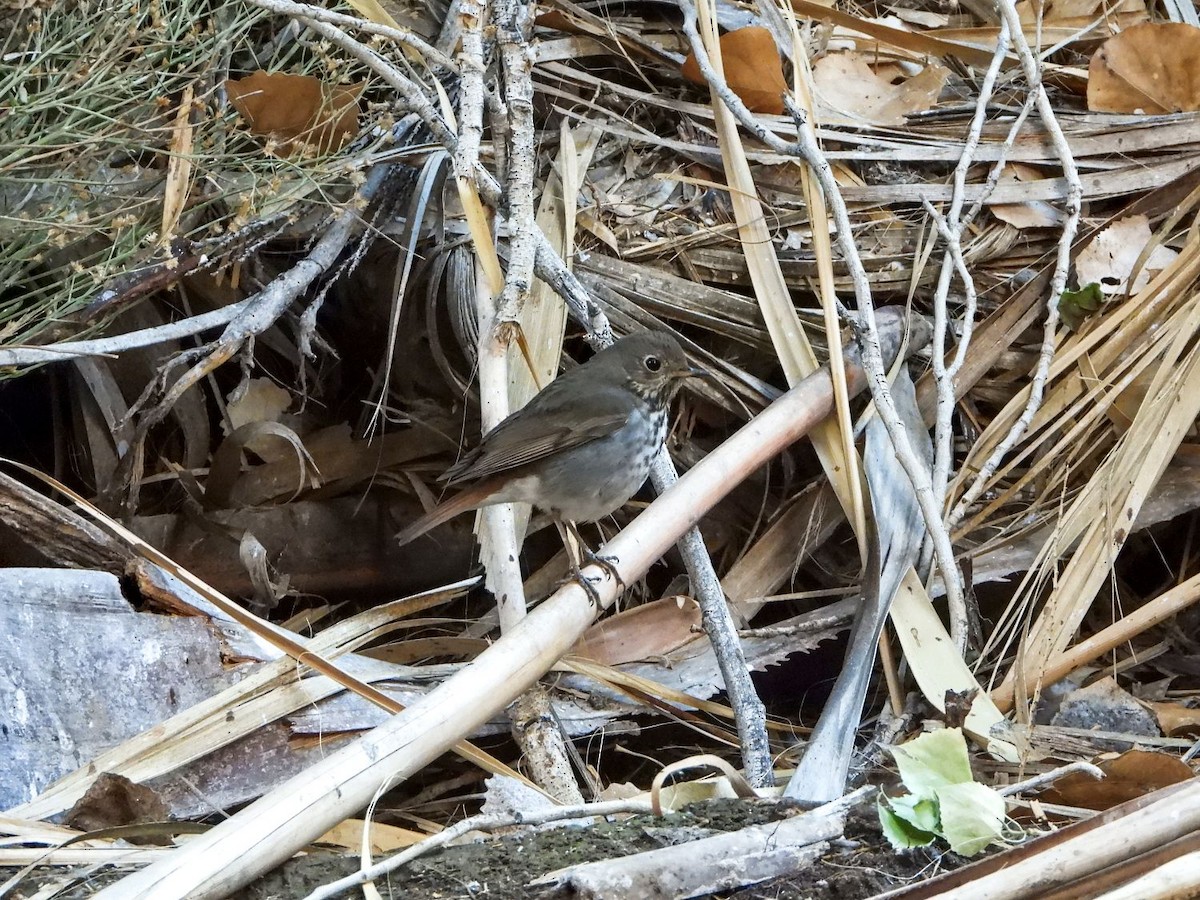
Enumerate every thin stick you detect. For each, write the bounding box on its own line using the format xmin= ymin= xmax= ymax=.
xmin=676 ymin=3 xmax=967 ymax=650
xmin=248 ymin=0 xmax=458 ymax=70
xmin=650 ymin=456 xmax=773 ymax=789
xmin=92 ymin=309 xmax=923 ymax=900
xmin=946 ymin=0 xmax=1083 ymax=530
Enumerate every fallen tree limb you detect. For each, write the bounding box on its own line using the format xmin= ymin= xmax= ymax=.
xmin=533 ymin=786 xmax=874 ymax=899
xmin=93 ymin=306 xmax=926 ymax=899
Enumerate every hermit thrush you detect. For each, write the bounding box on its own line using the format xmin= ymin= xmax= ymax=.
xmin=395 ymin=332 xmax=698 ymax=548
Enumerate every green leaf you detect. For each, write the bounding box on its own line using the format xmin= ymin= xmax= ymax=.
xmin=878 ymin=801 xmax=937 ymax=851
xmin=1058 ymin=282 xmax=1104 ymax=332
xmin=888 ymin=727 xmax=974 ymax=795
xmin=934 ymin=781 xmax=1007 ymax=857
xmin=886 ymin=792 xmax=941 ymax=833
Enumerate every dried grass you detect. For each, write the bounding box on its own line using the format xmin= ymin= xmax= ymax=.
xmin=0 ymin=0 xmax=368 ymax=346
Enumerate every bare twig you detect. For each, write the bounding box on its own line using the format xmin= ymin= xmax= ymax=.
xmin=946 ymin=0 xmax=1083 ymax=530
xmin=247 ymin=0 xmax=459 ymax=71
xmin=494 ymin=0 xmax=537 ymax=325
xmin=998 ymin=761 xmax=1104 ymax=797
xmin=927 ymin=18 xmax=1011 ymax=516
xmin=289 ymin=14 xmax=457 ymax=150
xmin=677 ymin=4 xmax=967 ymax=649
xmin=649 ymin=455 xmax=774 ymax=789
xmin=0 ymin=298 xmax=255 ymax=367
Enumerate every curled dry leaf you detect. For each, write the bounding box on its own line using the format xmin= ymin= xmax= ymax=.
xmin=1075 ymin=214 xmax=1179 ymax=296
xmin=991 ymin=163 xmax=1062 ymax=230
xmin=812 ymin=53 xmax=947 ymax=127
xmin=1041 ymin=749 xmax=1193 ymax=810
xmin=225 ymin=70 xmax=364 ymax=154
xmin=681 ymin=26 xmax=787 ymax=116
xmin=225 ymin=378 xmax=293 ymax=461
xmin=317 ymin=818 xmax=424 ymax=854
xmin=1147 ymin=700 xmax=1200 ymax=737
xmin=573 ymin=595 xmax=702 ymax=665
xmin=1088 ymin=22 xmax=1200 ymax=114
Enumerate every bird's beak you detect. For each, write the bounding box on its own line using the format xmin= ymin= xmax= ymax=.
xmin=685 ymin=365 xmax=711 ymax=379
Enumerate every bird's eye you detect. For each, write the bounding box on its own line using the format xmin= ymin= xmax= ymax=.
xmin=644 ymin=355 xmax=662 ymax=372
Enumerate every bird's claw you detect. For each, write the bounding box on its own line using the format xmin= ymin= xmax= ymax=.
xmin=557 ymin=552 xmax=623 ymax=606
xmin=569 ymin=570 xmax=603 ymax=606
xmin=583 ymin=549 xmax=625 ymax=595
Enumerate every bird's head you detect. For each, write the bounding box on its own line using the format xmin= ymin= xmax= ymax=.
xmin=602 ymin=332 xmax=703 ymax=403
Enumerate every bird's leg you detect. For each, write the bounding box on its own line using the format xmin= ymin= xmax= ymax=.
xmin=551 ymin=517 xmax=613 ymax=605
xmin=565 ymin=520 xmax=625 ymax=595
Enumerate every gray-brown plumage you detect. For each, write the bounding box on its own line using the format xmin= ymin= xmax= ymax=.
xmin=395 ymin=332 xmax=697 ymax=546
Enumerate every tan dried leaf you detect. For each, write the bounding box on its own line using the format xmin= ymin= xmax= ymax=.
xmin=225 ymin=70 xmax=364 ymax=154
xmin=1042 ymin=749 xmax=1192 ymax=810
xmin=573 ymin=595 xmax=702 ymax=665
xmin=812 ymin=53 xmax=947 ymax=127
xmin=681 ymin=26 xmax=787 ymax=116
xmin=1088 ymin=22 xmax=1200 ymax=114
xmin=1148 ymin=701 xmax=1200 ymax=737
xmin=1075 ymin=214 xmax=1178 ymax=295
xmin=159 ymin=86 xmax=195 ymax=246
xmin=991 ymin=163 xmax=1062 ymax=230
xmin=1017 ymin=0 xmax=1143 ymax=23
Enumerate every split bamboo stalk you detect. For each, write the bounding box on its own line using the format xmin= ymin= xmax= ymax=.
xmin=880 ymin=780 xmax=1200 ymax=900
xmin=94 ymin=308 xmax=924 ymax=899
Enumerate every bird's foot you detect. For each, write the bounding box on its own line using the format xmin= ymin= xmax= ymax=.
xmin=556 ymin=552 xmax=623 ymax=606
xmin=583 ymin=547 xmax=625 ymax=595
xmin=559 ymin=562 xmax=604 ymax=606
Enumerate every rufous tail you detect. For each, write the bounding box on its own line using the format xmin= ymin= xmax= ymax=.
xmin=395 ymin=482 xmax=495 ymax=546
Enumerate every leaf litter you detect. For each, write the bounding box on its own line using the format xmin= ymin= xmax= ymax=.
xmin=4 ymin=0 xmax=1200 ymax=897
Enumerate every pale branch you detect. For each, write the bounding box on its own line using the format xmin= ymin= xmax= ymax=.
xmin=677 ymin=4 xmax=967 ymax=649
xmin=454 ymin=0 xmax=486 ymax=189
xmin=294 ymin=15 xmax=456 ymax=150
xmin=650 ymin=455 xmax=774 ymax=789
xmin=0 ymin=299 xmax=255 ymax=367
xmin=998 ymin=761 xmax=1104 ymax=797
xmin=246 ymin=0 xmax=459 ymax=71
xmin=494 ymin=0 xmax=538 ymax=323
xmin=928 ymin=17 xmax=1010 ymax=514
xmin=947 ymin=0 xmax=1083 ymax=531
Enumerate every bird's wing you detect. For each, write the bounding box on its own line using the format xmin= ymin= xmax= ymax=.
xmin=441 ymin=383 xmax=630 ymax=485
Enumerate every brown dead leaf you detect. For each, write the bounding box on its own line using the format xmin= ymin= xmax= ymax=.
xmin=64 ymin=773 xmax=170 ymax=840
xmin=317 ymin=818 xmax=424 ymax=853
xmin=225 ymin=70 xmax=364 ymax=154
xmin=224 ymin=378 xmax=294 ymax=462
xmin=812 ymin=53 xmax=947 ymax=127
xmin=1042 ymin=749 xmax=1193 ymax=810
xmin=991 ymin=163 xmax=1062 ymax=229
xmin=682 ymin=27 xmax=787 ymax=116
xmin=1017 ymin=0 xmax=1143 ymax=23
xmin=1148 ymin=701 xmax=1200 ymax=737
xmin=574 ymin=595 xmax=702 ymax=665
xmin=535 ymin=9 xmax=588 ymax=34
xmin=1088 ymin=22 xmax=1200 ymax=114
